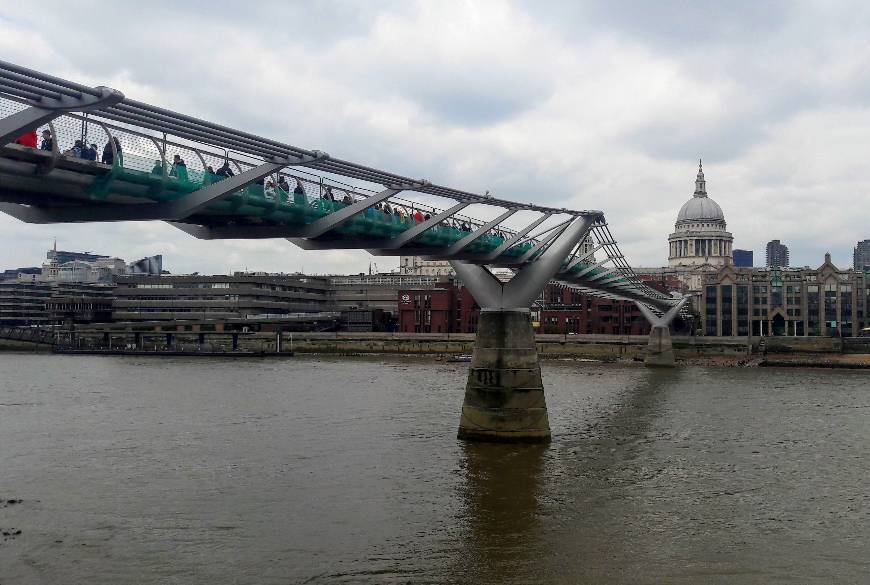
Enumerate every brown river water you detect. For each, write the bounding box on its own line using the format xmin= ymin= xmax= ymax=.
xmin=1 ymin=353 xmax=868 ymax=584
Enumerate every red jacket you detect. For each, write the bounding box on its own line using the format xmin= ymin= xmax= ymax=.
xmin=15 ymin=131 xmax=38 ymax=148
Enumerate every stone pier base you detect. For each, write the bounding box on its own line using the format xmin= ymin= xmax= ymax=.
xmin=457 ymin=310 xmax=551 ymax=443
xmin=645 ymin=325 xmax=676 ymax=367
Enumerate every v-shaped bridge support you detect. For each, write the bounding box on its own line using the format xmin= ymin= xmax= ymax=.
xmin=635 ymin=296 xmax=689 ymax=367
xmin=449 ymin=214 xmax=597 ymax=443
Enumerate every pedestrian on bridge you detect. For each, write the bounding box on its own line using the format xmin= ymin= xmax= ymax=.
xmin=65 ymin=140 xmax=84 ymax=158
xmin=293 ymin=179 xmax=306 ymax=204
xmin=40 ymin=129 xmax=53 ymax=151
xmin=216 ymin=160 xmax=234 ymax=178
xmin=170 ymin=154 xmax=188 ymax=181
xmin=101 ymin=138 xmax=121 ymax=165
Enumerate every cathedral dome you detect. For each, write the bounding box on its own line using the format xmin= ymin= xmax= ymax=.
xmin=677 ymin=196 xmax=724 ymax=222
xmin=675 ymin=160 xmax=725 ymax=223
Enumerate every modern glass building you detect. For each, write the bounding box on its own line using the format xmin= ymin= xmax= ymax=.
xmin=732 ymin=249 xmax=753 ymax=267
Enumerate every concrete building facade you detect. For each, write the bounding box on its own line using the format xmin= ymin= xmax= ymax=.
xmin=113 ymin=274 xmax=332 ymax=322
xmin=0 ymin=281 xmax=114 ymax=326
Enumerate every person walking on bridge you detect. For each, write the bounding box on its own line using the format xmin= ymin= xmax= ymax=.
xmin=170 ymin=154 xmax=188 ymax=181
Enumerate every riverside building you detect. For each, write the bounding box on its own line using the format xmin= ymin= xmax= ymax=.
xmin=700 ymin=253 xmax=868 ymax=337
xmin=112 ymin=273 xmax=332 ymax=322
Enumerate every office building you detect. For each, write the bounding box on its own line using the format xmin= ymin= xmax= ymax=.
xmin=854 ymin=240 xmax=870 ymax=272
xmin=700 ymin=254 xmax=868 ymax=337
xmin=732 ymin=249 xmax=753 ymax=267
xmin=765 ymin=240 xmax=789 ymax=268
xmin=0 ymin=281 xmax=114 ymax=326
xmin=112 ymin=273 xmax=332 ymax=322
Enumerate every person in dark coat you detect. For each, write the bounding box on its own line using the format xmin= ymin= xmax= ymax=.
xmin=83 ymin=143 xmax=98 ymax=161
xmin=170 ymin=154 xmax=188 ymax=181
xmin=101 ymin=141 xmax=114 ymax=164
xmin=40 ymin=129 xmax=53 ymax=151
xmin=216 ymin=161 xmax=235 ymax=178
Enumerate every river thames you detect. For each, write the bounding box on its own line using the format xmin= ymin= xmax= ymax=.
xmin=1 ymin=353 xmax=868 ymax=583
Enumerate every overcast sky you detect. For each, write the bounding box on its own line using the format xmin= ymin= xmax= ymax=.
xmin=1 ymin=1 xmax=869 ymax=274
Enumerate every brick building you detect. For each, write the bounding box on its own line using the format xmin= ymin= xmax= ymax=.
xmin=398 ymin=280 xmax=653 ymax=335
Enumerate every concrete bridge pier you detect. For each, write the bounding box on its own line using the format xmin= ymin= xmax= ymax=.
xmin=635 ymin=297 xmax=688 ymax=367
xmin=458 ymin=309 xmax=550 ymax=442
xmin=451 ymin=215 xmax=596 ymax=443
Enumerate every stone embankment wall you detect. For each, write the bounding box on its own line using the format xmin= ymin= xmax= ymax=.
xmin=4 ymin=331 xmax=868 ymax=360
xmin=5 ymin=331 xmax=747 ymax=360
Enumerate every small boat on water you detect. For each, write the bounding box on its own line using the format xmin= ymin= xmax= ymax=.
xmin=447 ymin=354 xmax=473 ymax=363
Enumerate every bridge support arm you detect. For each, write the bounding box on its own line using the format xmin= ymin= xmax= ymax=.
xmin=0 ymin=107 xmax=59 ymax=146
xmin=375 ymin=201 xmax=469 ymax=250
xmin=451 ymin=214 xmax=597 ymax=444
xmin=635 ymin=297 xmax=688 ymax=367
xmin=294 ymin=187 xmax=401 ymax=239
xmin=0 ymin=83 xmax=124 ymax=146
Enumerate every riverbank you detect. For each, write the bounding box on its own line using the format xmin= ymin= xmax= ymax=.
xmin=3 ymin=330 xmax=869 ymax=368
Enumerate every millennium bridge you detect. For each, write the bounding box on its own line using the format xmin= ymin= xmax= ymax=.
xmin=0 ymin=59 xmax=685 ymax=442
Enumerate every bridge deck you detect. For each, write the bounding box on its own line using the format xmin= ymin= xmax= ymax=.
xmin=0 ymin=144 xmax=627 ymax=284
